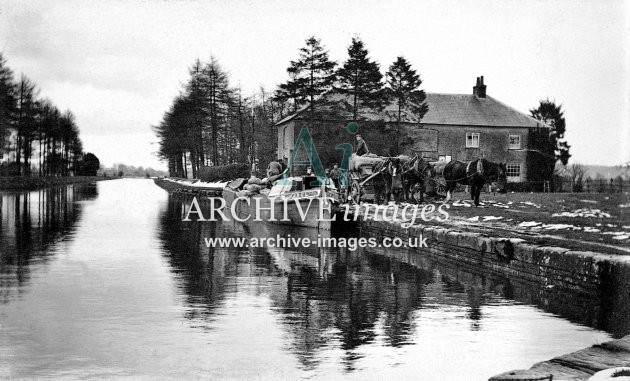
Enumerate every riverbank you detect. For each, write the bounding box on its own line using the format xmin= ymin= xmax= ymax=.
xmin=353 ymin=191 xmax=629 ymax=255
xmin=428 ymin=192 xmax=629 ymax=254
xmin=149 ymin=179 xmax=630 ymax=378
xmin=489 ymin=334 xmax=630 ymax=380
xmin=0 ymin=176 xmax=114 ymax=191
xmin=355 ymin=207 xmax=630 ymax=380
xmin=153 ymin=177 xmax=224 ymax=196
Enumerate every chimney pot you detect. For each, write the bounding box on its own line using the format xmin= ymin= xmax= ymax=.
xmin=473 ymin=75 xmax=487 ymax=98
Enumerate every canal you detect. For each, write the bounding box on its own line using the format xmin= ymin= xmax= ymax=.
xmin=0 ymin=179 xmax=618 ymax=379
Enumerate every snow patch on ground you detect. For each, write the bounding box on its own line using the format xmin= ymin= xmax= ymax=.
xmin=542 ymin=224 xmax=579 ymax=230
xmin=599 ymin=232 xmax=630 ymax=240
xmin=483 ymin=216 xmax=503 ymax=221
xmin=189 ymin=180 xmax=228 ymax=188
xmin=519 ymin=201 xmax=541 ymax=208
xmin=163 ymin=177 xmax=227 ymax=188
xmin=518 ymin=221 xmax=581 ymax=231
xmin=518 ymin=221 xmax=541 ymax=228
xmin=619 ymin=203 xmax=630 ymax=208
xmin=486 ymin=201 xmax=510 ymax=208
xmin=579 ymin=199 xmax=598 ymax=204
xmin=552 ymin=209 xmax=611 ymax=218
xmin=452 ymin=200 xmax=472 ymax=207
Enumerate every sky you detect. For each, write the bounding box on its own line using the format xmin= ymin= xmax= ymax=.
xmin=0 ymin=0 xmax=628 ymax=169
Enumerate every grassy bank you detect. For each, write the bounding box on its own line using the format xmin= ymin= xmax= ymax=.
xmin=0 ymin=176 xmax=115 ymax=191
xmin=357 ymin=191 xmax=630 ymax=255
xmin=432 ymin=191 xmax=630 ymax=253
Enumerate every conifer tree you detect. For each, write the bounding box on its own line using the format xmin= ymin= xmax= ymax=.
xmin=277 ymin=37 xmax=336 ymax=119
xmin=292 ymin=37 xmax=336 ymax=119
xmin=0 ymin=53 xmax=15 ymax=158
xmin=337 ymin=37 xmax=385 ymax=120
xmin=530 ymin=99 xmax=570 ymax=165
xmin=385 ymin=56 xmax=428 ymax=123
xmin=385 ymin=56 xmax=429 ymax=154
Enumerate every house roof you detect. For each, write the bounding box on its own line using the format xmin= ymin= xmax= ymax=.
xmin=275 ymin=91 xmax=548 ymax=128
xmin=422 ymin=93 xmax=547 ymax=128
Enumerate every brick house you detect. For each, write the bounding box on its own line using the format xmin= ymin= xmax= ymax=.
xmin=275 ymin=77 xmax=552 ymax=185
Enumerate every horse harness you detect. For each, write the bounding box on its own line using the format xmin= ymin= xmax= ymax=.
xmin=445 ymin=159 xmax=487 ymax=183
xmin=403 ymin=156 xmax=429 ymax=178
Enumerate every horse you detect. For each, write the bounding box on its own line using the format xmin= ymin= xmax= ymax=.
xmin=401 ymin=155 xmax=432 ymax=203
xmin=372 ymin=157 xmax=405 ymax=204
xmin=442 ymin=158 xmax=507 ymax=206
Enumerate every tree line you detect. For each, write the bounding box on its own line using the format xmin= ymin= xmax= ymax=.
xmin=100 ymin=163 xmax=168 ymax=178
xmin=0 ymin=53 xmax=98 ymax=177
xmin=155 ymin=36 xmax=569 ymax=178
xmin=154 ymin=57 xmax=280 ymax=178
xmin=155 ymin=36 xmax=429 ymax=177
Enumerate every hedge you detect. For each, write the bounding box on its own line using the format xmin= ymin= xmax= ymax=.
xmin=198 ymin=163 xmax=250 ymax=182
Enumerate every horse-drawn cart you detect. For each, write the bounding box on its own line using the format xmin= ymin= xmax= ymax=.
xmin=426 ymin=160 xmax=450 ymax=197
xmin=344 ymin=155 xmax=453 ymax=204
xmin=344 ymin=154 xmax=385 ymax=203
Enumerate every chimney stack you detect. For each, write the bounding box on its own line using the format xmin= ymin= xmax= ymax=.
xmin=473 ymin=76 xmax=486 ymax=98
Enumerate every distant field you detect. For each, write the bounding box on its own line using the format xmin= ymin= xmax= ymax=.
xmin=583 ymin=164 xmax=628 ymax=179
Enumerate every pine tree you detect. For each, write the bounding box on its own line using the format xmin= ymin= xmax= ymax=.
xmin=200 ymin=57 xmax=233 ymax=166
xmin=15 ymin=75 xmax=39 ymax=175
xmin=385 ymin=56 xmax=428 ymax=123
xmin=530 ymin=99 xmax=570 ymax=165
xmin=185 ymin=59 xmax=208 ymax=176
xmin=0 ymin=53 xmax=16 ymax=159
xmin=154 ymin=94 xmax=190 ymax=177
xmin=337 ymin=37 xmax=385 ymax=120
xmin=385 ymin=56 xmax=429 ymax=154
xmin=274 ymin=70 xmax=305 ymax=114
xmin=287 ymin=37 xmax=336 ymax=121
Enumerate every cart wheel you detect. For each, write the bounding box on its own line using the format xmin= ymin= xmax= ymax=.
xmin=435 ymin=179 xmax=447 ymax=196
xmin=350 ymin=182 xmax=361 ymax=204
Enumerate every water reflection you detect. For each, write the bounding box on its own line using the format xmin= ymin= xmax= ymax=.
xmin=159 ymin=198 xmax=432 ymax=370
xmin=0 ymin=184 xmax=98 ymax=304
xmin=0 ymin=181 xmax=621 ymax=379
xmin=158 ymin=195 xmax=620 ymax=375
xmin=372 ymin=241 xmax=630 ymax=338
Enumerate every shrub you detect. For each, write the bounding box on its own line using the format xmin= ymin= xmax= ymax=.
xmin=198 ymin=163 xmax=250 ymax=182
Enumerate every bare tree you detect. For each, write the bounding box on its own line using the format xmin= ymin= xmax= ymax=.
xmin=567 ymin=162 xmax=585 ymax=192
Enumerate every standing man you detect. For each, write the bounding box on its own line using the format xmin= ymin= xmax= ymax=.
xmin=330 ymin=163 xmax=340 ymax=188
xmin=355 ymin=133 xmax=370 ymax=156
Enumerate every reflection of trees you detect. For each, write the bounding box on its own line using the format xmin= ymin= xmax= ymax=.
xmin=157 ymin=198 xmax=225 ymax=323
xmin=0 ymin=184 xmax=97 ymax=304
xmin=373 ymin=244 xmax=621 ymax=337
xmin=156 ymin=200 xmax=436 ymax=371
xmin=156 ymin=196 xmax=629 ymax=372
xmin=157 ymin=197 xmax=284 ymax=325
xmin=267 ymin=249 xmax=430 ymax=371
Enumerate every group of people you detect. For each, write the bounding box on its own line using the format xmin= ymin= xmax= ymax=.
xmin=265 ymin=133 xmax=371 ymax=188
xmin=265 ymin=158 xmax=342 ymax=188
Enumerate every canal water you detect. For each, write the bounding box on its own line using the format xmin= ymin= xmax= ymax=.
xmin=0 ymin=179 xmax=619 ymax=379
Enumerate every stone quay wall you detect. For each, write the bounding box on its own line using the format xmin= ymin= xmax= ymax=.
xmin=359 ymin=218 xmax=630 ymax=303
